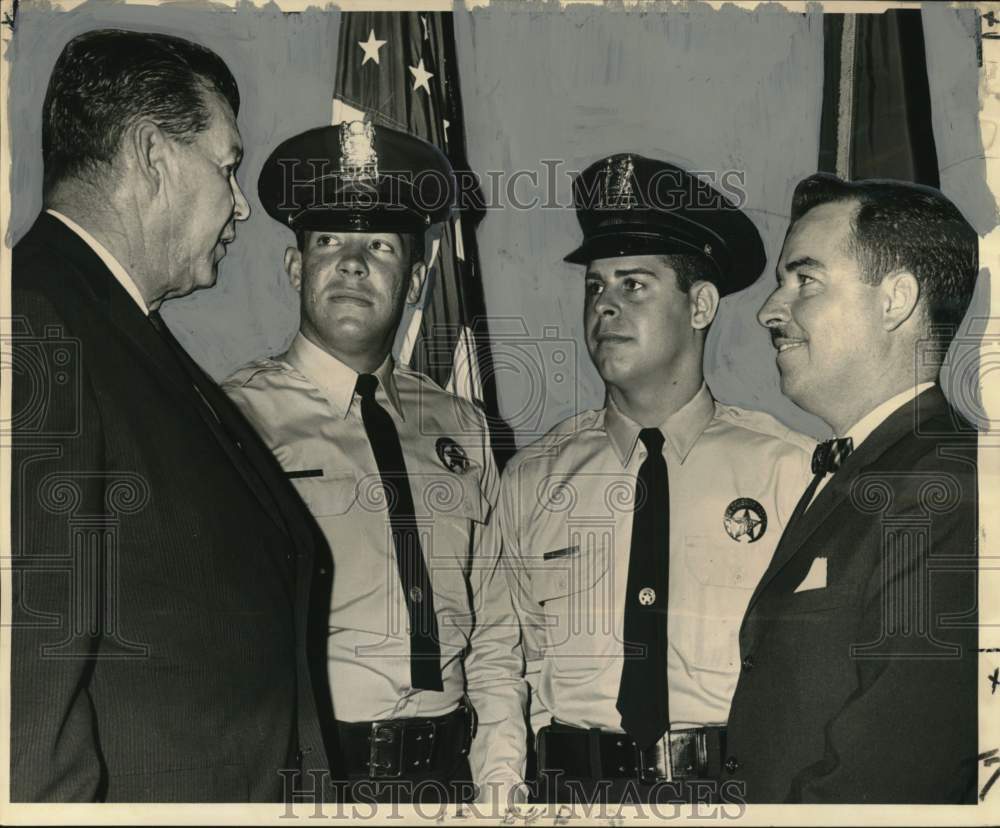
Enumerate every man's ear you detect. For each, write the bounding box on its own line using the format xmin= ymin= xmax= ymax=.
xmin=128 ymin=120 xmax=168 ymax=194
xmin=407 ymin=261 xmax=427 ymax=305
xmin=882 ymin=270 xmax=920 ymax=332
xmin=690 ymin=281 xmax=720 ymax=330
xmin=285 ymin=246 xmax=304 ymax=292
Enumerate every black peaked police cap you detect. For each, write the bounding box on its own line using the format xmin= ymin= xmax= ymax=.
xmin=565 ymin=154 xmax=766 ymax=296
xmin=258 ymin=121 xmax=456 ymax=233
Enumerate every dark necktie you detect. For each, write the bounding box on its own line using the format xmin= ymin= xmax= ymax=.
xmin=785 ymin=437 xmax=855 ymax=529
xmin=616 ymin=427 xmax=670 ymax=751
xmin=355 ymin=373 xmax=443 ymax=692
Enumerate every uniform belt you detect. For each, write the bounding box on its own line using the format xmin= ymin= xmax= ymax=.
xmin=537 ymin=722 xmax=727 ymax=784
xmin=335 ymin=703 xmax=475 ymax=779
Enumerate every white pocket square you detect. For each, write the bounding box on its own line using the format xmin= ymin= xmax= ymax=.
xmin=794 ymin=557 xmax=827 ymax=593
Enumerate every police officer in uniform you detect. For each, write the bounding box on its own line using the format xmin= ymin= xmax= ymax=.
xmin=224 ymin=122 xmax=526 ymax=805
xmin=498 ymin=154 xmax=815 ymax=804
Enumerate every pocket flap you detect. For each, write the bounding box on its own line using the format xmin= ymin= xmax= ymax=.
xmin=534 ymin=540 xmax=611 ymax=603
xmin=291 ymin=472 xmax=358 ymax=517
xmin=409 ymin=472 xmax=490 ymax=525
xmin=683 ymin=535 xmax=771 ymax=591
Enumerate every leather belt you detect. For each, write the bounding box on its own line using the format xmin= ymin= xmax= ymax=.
xmin=335 ymin=703 xmax=475 ymax=780
xmin=537 ymin=722 xmax=727 ymax=784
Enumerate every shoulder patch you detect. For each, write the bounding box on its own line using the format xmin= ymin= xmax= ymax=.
xmin=714 ymin=403 xmax=816 ymax=454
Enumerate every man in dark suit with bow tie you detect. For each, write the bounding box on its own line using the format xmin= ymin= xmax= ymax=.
xmin=724 ymin=174 xmax=980 ymax=803
xmin=11 ymin=29 xmax=333 ymax=801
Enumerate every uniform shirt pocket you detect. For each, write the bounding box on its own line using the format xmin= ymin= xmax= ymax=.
xmin=289 ymin=472 xmax=358 ymax=517
xmin=529 ymin=541 xmax=613 ymax=660
xmin=534 ymin=541 xmax=611 ymax=604
xmin=675 ymin=536 xmax=771 ymax=673
xmin=683 ymin=535 xmax=772 ymax=591
xmin=405 ymin=470 xmax=489 ymax=525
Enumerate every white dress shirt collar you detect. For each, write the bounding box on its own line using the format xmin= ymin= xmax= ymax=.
xmin=604 ymin=382 xmax=716 ymax=467
xmin=46 ymin=209 xmax=149 ymax=316
xmin=284 ymin=331 xmax=403 ymax=420
xmin=843 ymin=382 xmax=936 ymax=450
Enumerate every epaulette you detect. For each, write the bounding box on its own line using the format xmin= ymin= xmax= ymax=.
xmin=221 ymin=357 xmax=285 ymax=390
xmin=507 ymin=409 xmax=605 ymax=467
xmin=714 ymin=403 xmax=816 ymax=454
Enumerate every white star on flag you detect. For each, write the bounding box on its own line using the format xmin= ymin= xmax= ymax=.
xmin=358 ymin=29 xmax=386 ymax=65
xmin=409 ymin=58 xmax=433 ymax=94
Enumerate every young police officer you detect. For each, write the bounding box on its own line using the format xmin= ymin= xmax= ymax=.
xmin=498 ymin=155 xmax=814 ymax=804
xmin=224 ymin=122 xmax=526 ymax=806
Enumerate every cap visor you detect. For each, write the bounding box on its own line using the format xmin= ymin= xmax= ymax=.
xmin=563 ymin=233 xmax=697 ymax=265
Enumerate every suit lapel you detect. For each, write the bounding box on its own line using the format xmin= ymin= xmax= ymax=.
xmin=38 ymin=215 xmax=298 ymax=554
xmin=155 ymin=323 xmax=296 ymax=541
xmin=33 ymin=215 xmax=197 ymax=402
xmin=743 ymin=386 xmax=950 ymax=624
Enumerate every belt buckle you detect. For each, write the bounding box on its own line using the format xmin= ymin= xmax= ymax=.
xmin=669 ymin=729 xmax=710 ymax=780
xmin=369 ymin=722 xmax=403 ymax=779
xmin=636 ymin=734 xmax=672 ymax=785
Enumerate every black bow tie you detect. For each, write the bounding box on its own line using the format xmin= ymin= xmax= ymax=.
xmin=811 ymin=437 xmax=854 ymax=475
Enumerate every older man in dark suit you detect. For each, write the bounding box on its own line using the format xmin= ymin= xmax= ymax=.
xmin=724 ymin=174 xmax=980 ymax=803
xmin=11 ymin=29 xmax=333 ymax=802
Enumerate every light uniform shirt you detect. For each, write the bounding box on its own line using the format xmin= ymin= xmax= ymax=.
xmin=499 ymin=384 xmax=815 ymax=736
xmin=223 ymin=333 xmax=526 ymax=796
xmin=46 ymin=209 xmax=149 ymax=315
xmin=808 ymin=381 xmax=936 ymax=507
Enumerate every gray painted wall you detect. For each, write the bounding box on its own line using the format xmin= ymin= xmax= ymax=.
xmin=6 ymin=2 xmax=990 ymax=443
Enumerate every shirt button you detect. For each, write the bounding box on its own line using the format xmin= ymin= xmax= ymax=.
xmin=724 ymin=756 xmax=740 ymax=774
xmin=742 ymin=655 xmax=754 ymax=671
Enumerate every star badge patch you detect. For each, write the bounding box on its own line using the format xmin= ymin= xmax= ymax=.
xmin=724 ymin=497 xmax=767 ymax=543
xmin=436 ymin=437 xmax=470 ymax=474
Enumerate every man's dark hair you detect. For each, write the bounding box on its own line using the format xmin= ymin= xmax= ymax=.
xmin=295 ymin=228 xmax=426 ymax=268
xmin=660 ymin=253 xmax=718 ymax=294
xmin=42 ymin=29 xmax=240 ymax=197
xmin=790 ymin=173 xmax=979 ymax=344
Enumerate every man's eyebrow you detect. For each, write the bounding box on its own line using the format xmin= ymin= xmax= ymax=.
xmin=613 ymin=267 xmax=658 ymax=277
xmin=782 ymin=256 xmax=825 ymax=272
xmin=584 ymin=266 xmax=660 ymax=281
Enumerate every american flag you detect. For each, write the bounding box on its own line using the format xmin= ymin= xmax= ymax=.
xmin=331 ymin=11 xmax=515 ymax=466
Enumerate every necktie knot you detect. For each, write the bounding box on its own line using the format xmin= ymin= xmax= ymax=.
xmin=638 ymin=427 xmax=665 ymax=455
xmin=355 ymin=373 xmax=379 ymax=402
xmin=812 ymin=437 xmax=854 ymax=474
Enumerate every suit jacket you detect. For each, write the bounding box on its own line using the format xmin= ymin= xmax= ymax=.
xmin=725 ymin=386 xmax=978 ymax=803
xmin=11 ymin=214 xmax=336 ymax=802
